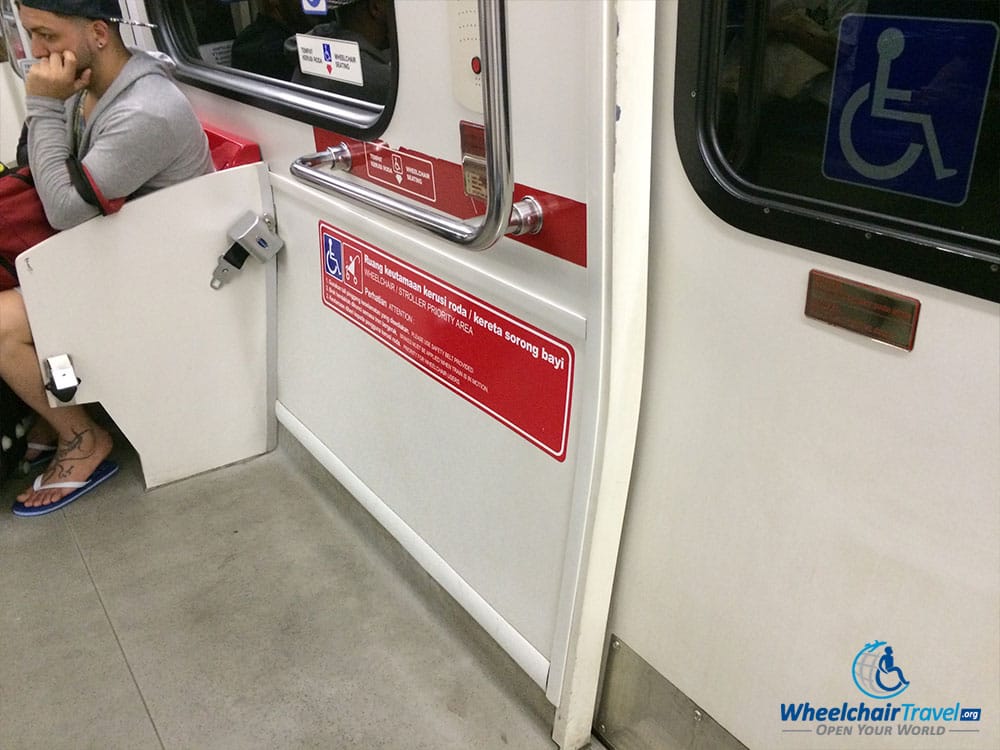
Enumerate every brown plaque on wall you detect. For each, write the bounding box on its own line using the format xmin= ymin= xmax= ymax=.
xmin=805 ymin=270 xmax=920 ymax=351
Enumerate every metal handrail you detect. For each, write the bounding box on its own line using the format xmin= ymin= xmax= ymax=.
xmin=289 ymin=0 xmax=542 ymax=249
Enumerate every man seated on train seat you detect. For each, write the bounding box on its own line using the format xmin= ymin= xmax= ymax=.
xmin=0 ymin=0 xmax=213 ymax=516
xmin=283 ymin=0 xmax=391 ymax=104
xmin=231 ymin=0 xmax=316 ymax=81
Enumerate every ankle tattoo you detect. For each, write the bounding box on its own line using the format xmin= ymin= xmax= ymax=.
xmin=51 ymin=428 xmax=99 ymax=479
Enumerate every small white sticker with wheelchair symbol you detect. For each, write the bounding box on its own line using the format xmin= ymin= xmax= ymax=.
xmin=301 ymin=0 xmax=327 ymax=14
xmin=296 ymin=34 xmax=364 ymax=86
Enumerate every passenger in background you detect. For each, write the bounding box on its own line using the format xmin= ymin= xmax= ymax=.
xmin=285 ymin=0 xmax=391 ymax=104
xmin=231 ymin=0 xmax=316 ymax=81
xmin=182 ymin=0 xmax=238 ymax=47
xmin=766 ymin=0 xmax=867 ymax=102
xmin=720 ymin=0 xmax=867 ymax=102
xmin=0 ymin=0 xmax=213 ymax=515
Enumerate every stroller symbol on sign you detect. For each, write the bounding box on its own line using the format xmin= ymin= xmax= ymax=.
xmin=345 ymin=254 xmax=359 ymax=285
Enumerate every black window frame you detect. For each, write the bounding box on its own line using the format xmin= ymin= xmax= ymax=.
xmin=674 ymin=0 xmax=999 ymax=303
xmin=146 ymin=1 xmax=398 ymax=141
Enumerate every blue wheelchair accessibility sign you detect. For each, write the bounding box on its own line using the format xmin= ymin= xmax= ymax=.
xmin=324 ymin=235 xmax=343 ymax=280
xmin=823 ymin=15 xmax=998 ymax=205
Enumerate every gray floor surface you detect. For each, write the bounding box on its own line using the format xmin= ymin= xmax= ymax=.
xmin=0 ymin=429 xmax=565 ymax=750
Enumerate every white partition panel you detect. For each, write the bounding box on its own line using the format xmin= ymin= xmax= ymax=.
xmin=17 ymin=163 xmax=276 ymax=487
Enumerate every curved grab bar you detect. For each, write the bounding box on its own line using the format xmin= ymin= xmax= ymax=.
xmin=289 ymin=0 xmax=542 ymax=249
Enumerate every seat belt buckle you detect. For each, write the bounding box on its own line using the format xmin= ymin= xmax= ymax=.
xmin=210 ymin=212 xmax=284 ymax=290
xmin=210 ymin=255 xmax=242 ymax=290
xmin=229 ymin=211 xmax=284 ymax=264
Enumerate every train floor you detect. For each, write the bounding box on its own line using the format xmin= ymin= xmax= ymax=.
xmin=0 ymin=422 xmax=571 ymax=750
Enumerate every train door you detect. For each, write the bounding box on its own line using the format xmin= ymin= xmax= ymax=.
xmin=117 ymin=1 xmax=652 ymax=747
xmin=598 ymin=2 xmax=998 ymax=749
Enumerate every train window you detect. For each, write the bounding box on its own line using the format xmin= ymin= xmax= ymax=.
xmin=675 ymin=1 xmax=999 ymax=301
xmin=0 ymin=0 xmax=29 ymax=77
xmin=147 ymin=0 xmax=397 ymax=139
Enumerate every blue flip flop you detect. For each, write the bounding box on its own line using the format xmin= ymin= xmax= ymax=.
xmin=11 ymin=460 xmax=119 ymax=517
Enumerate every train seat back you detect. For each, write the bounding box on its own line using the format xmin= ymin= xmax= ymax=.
xmin=203 ymin=124 xmax=263 ymax=171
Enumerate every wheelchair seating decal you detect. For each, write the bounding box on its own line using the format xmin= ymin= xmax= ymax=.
xmin=301 ymin=0 xmax=328 ymax=15
xmin=324 ymin=235 xmax=343 ymax=280
xmin=823 ymin=16 xmax=998 ymax=205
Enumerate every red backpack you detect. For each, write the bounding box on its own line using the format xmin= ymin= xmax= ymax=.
xmin=0 ymin=166 xmax=58 ymax=290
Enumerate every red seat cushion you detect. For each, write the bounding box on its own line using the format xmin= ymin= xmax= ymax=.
xmin=202 ymin=123 xmax=262 ymax=170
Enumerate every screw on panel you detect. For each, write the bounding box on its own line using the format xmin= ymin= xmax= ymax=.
xmin=694 ymin=709 xmax=703 ymax=722
xmin=611 ymin=640 xmax=621 ymax=650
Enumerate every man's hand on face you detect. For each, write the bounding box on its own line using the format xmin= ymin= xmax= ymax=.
xmin=26 ymin=50 xmax=91 ymax=100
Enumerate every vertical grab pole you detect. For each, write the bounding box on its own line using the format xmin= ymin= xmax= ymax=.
xmin=476 ymin=0 xmax=516 ymax=249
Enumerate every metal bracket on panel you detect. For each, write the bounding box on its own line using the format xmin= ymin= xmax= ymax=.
xmin=595 ymin=635 xmax=749 ymax=750
xmin=509 ymin=195 xmax=543 ymax=236
xmin=43 ymin=354 xmax=81 ymax=403
xmin=211 ymin=211 xmax=285 ymax=290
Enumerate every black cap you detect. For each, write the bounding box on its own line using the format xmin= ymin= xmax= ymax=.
xmin=19 ymin=0 xmax=122 ymax=20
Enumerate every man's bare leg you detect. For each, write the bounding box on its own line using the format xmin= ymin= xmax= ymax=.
xmin=0 ymin=290 xmax=112 ymax=508
xmin=25 ymin=417 xmax=58 ymax=459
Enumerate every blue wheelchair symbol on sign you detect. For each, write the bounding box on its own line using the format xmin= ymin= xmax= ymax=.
xmin=302 ymin=0 xmax=326 ymax=16
xmin=324 ymin=235 xmax=343 ymax=280
xmin=301 ymin=0 xmax=327 ymax=16
xmin=824 ymin=16 xmax=998 ymax=205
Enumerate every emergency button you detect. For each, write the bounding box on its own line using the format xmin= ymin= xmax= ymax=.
xmin=471 ymin=56 xmax=482 ymax=75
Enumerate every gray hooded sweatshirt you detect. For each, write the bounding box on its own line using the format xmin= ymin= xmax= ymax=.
xmin=26 ymin=50 xmax=213 ymax=230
